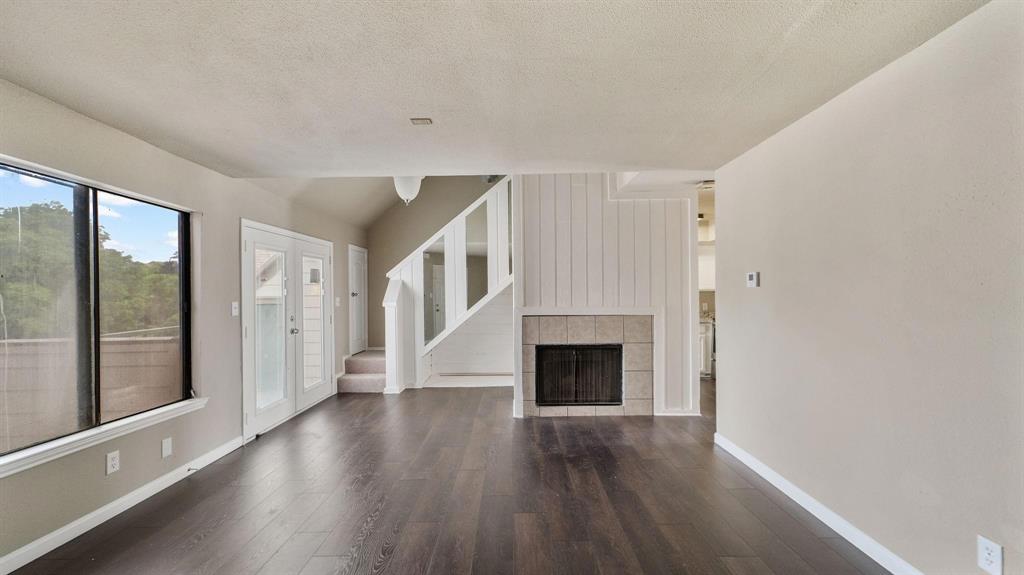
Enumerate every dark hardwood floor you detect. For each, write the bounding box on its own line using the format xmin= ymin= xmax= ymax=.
xmin=18 ymin=380 xmax=889 ymax=575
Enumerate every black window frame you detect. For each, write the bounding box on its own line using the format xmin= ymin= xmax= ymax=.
xmin=0 ymin=161 xmax=193 ymax=456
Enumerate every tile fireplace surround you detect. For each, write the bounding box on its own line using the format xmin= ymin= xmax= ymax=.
xmin=522 ymin=315 xmax=654 ymax=417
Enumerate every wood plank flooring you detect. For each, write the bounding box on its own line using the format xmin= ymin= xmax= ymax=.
xmin=17 ymin=380 xmax=889 ymax=574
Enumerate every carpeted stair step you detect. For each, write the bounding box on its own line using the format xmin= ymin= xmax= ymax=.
xmin=344 ymin=350 xmax=386 ymax=374
xmin=338 ymin=373 xmax=386 ymax=393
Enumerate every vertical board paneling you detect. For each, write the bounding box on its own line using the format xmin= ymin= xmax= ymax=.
xmin=664 ymin=199 xmax=684 ymax=411
xmin=523 ymin=175 xmax=541 ymax=307
xmin=650 ymin=199 xmax=666 ymax=307
xmin=539 ymin=175 xmax=557 ymax=307
xmin=571 ymin=174 xmax=589 ymax=306
xmin=586 ymin=174 xmax=604 ymax=306
xmin=634 ymin=200 xmax=651 ymax=307
xmin=618 ymin=201 xmax=635 ymax=307
xmin=555 ymin=175 xmax=572 ymax=307
xmin=603 ymin=195 xmax=619 ymax=306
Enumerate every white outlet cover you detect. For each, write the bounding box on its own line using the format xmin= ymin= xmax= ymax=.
xmin=231 ymin=301 xmax=240 ymax=317
xmin=162 ymin=437 xmax=173 ymax=459
xmin=746 ymin=271 xmax=761 ymax=287
xmin=106 ymin=450 xmax=120 ymax=475
xmin=978 ymin=535 xmax=1003 ymax=575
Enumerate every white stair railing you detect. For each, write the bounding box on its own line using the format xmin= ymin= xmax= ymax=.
xmin=383 ymin=176 xmax=514 ymax=392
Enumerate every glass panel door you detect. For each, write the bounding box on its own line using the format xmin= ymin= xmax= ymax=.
xmin=301 ymin=255 xmax=325 ymax=390
xmin=254 ymin=243 xmax=290 ymax=409
xmin=243 ymin=224 xmax=334 ymax=438
xmin=255 ymin=246 xmax=287 ymax=409
xmin=243 ymin=228 xmax=296 ymax=438
xmin=295 ymin=240 xmax=333 ymax=411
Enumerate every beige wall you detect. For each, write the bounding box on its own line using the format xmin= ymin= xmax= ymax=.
xmin=365 ymin=176 xmax=492 ymax=347
xmin=0 ymin=79 xmax=366 ymax=555
xmin=715 ymin=3 xmax=1023 ymax=573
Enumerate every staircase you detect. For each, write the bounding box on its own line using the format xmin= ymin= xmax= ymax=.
xmin=338 ymin=350 xmax=386 ymax=393
xmin=383 ymin=176 xmax=514 ymax=393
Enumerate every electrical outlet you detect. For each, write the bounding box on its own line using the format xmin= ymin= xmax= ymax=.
xmin=231 ymin=301 xmax=240 ymax=317
xmin=161 ymin=437 xmax=173 ymax=459
xmin=106 ymin=450 xmax=120 ymax=475
xmin=978 ymin=535 xmax=1003 ymax=575
xmin=746 ymin=271 xmax=760 ymax=288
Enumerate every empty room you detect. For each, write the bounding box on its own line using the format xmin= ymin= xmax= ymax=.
xmin=0 ymin=1 xmax=1020 ymax=574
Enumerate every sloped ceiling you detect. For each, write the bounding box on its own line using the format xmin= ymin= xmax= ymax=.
xmin=0 ymin=1 xmax=985 ymax=180
xmin=246 ymin=177 xmax=397 ymax=227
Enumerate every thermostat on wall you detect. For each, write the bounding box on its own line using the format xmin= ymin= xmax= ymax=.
xmin=746 ymin=272 xmax=760 ymax=288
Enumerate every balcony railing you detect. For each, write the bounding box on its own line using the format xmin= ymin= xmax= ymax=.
xmin=0 ymin=330 xmax=182 ymax=455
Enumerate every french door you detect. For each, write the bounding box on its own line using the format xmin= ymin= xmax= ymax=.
xmin=241 ymin=221 xmax=334 ymax=441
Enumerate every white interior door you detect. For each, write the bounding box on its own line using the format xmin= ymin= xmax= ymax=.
xmin=348 ymin=245 xmax=368 ymax=355
xmin=243 ymin=222 xmax=334 ymax=440
xmin=432 ymin=264 xmax=446 ymax=331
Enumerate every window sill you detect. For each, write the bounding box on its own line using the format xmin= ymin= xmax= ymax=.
xmin=0 ymin=397 xmax=208 ymax=479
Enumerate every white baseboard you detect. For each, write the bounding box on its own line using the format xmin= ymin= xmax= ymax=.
xmin=654 ymin=408 xmax=702 ymax=416
xmin=0 ymin=436 xmax=244 ymax=575
xmin=713 ymin=433 xmax=921 ymax=575
xmin=425 ymin=374 xmax=513 ymax=388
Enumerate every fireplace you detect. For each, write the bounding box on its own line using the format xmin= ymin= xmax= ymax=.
xmin=536 ymin=344 xmax=622 ymax=406
xmin=522 ymin=315 xmax=652 ymax=417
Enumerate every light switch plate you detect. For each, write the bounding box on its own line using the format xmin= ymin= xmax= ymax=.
xmin=978 ymin=535 xmax=1003 ymax=575
xmin=746 ymin=271 xmax=760 ymax=287
xmin=162 ymin=437 xmax=173 ymax=459
xmin=335 ymin=296 xmax=341 ymax=308
xmin=106 ymin=450 xmax=120 ymax=475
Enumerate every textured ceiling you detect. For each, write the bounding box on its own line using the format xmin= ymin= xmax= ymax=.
xmin=0 ymin=1 xmax=985 ymax=178
xmin=246 ymin=177 xmax=397 ymax=226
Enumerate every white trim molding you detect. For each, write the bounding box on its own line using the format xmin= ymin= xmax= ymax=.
xmin=0 ymin=434 xmax=242 ymax=574
xmin=0 ymin=397 xmax=208 ymax=480
xmin=713 ymin=433 xmax=923 ymax=575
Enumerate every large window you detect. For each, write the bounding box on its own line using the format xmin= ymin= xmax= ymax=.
xmin=0 ymin=163 xmax=191 ymax=456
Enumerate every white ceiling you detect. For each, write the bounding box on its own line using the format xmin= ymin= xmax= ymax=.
xmin=0 ymin=1 xmax=983 ymax=180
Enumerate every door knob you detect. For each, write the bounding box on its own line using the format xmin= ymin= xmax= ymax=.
xmin=290 ymin=328 xmax=300 ymax=334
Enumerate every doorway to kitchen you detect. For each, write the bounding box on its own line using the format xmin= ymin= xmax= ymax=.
xmin=697 ymin=181 xmax=716 ymax=415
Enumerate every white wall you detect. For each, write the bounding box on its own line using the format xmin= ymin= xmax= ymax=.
xmin=428 ymin=286 xmax=513 ymax=375
xmin=715 ymin=2 xmax=1023 ymax=573
xmin=513 ymin=173 xmax=699 ymax=415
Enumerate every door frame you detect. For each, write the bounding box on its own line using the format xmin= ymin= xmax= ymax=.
xmin=348 ymin=244 xmax=368 ymax=355
xmin=241 ymin=219 xmax=335 ymax=442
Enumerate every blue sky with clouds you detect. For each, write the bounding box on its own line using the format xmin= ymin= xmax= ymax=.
xmin=0 ymin=168 xmax=178 ymax=263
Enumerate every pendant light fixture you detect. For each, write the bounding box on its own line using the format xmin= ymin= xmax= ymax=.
xmin=394 ymin=176 xmax=424 ymax=205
